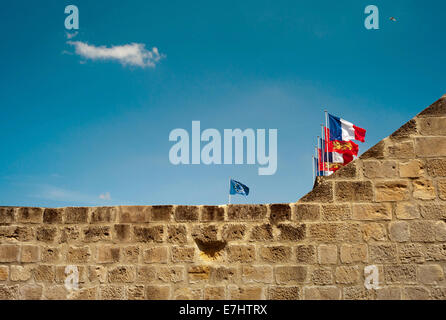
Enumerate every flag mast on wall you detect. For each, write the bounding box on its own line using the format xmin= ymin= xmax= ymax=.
xmin=324 ymin=110 xmax=331 ymax=176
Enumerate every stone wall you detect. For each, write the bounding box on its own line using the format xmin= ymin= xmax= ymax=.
xmin=1 ymin=94 xmax=446 ymax=300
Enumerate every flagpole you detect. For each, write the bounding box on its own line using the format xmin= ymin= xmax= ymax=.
xmin=316 ymin=137 xmax=320 ymax=177
xmin=325 ymin=110 xmax=330 ymax=176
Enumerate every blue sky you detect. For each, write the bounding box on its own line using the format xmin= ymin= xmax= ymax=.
xmin=0 ymin=0 xmax=445 ymax=207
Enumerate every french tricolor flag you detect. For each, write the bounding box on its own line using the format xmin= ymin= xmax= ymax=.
xmin=328 ymin=114 xmax=366 ymax=143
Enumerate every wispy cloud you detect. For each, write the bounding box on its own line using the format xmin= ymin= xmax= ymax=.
xmin=67 ymin=41 xmax=164 ymax=68
xmin=99 ymin=192 xmax=111 ymax=201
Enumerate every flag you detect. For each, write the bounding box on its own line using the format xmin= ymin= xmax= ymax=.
xmin=320 ymin=136 xmax=359 ymax=156
xmin=328 ymin=114 xmax=366 ymax=142
xmin=229 ymin=179 xmax=249 ymax=196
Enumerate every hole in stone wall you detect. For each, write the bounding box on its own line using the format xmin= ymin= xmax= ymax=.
xmin=194 ymin=239 xmax=227 ymax=260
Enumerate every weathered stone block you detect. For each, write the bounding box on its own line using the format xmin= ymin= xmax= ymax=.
xmin=210 ymin=266 xmax=238 ymax=283
xmin=167 ymin=225 xmax=187 ymax=244
xmin=269 ymin=204 xmax=291 ymax=223
xmin=174 ymin=206 xmax=198 ymax=221
xmin=277 ymin=223 xmax=306 ymax=241
xmin=221 ymin=224 xmax=246 ymax=241
xmin=321 ymin=204 xmax=351 ymax=221
xmin=171 ymin=246 xmax=194 ymax=263
xmin=83 ymin=226 xmax=111 ymax=242
xmin=419 ymin=203 xmax=446 ymax=219
xmin=363 ymin=160 xmax=397 ymax=178
xmin=59 ymin=226 xmax=81 ymax=243
xmin=204 ymin=287 xmax=226 ymax=300
xmin=151 ymin=206 xmax=173 ymax=221
xmin=375 ymin=181 xmax=409 ymax=201
xmin=410 ymin=221 xmax=437 ymax=242
xmin=32 ymin=265 xmax=55 ymax=282
xmin=0 ymin=208 xmax=15 ymax=224
xmin=260 ymin=246 xmax=291 ymax=263
xmin=0 ymin=245 xmax=19 ymax=262
xmin=100 ymin=285 xmax=125 ymax=300
xmin=242 ymin=266 xmax=273 ymax=284
xmin=295 ymin=245 xmax=316 ymax=263
xmin=384 ymin=265 xmax=417 ymax=284
xmin=127 ymin=285 xmax=145 ymax=300
xmin=146 ymin=286 xmax=170 ymax=300
xmin=227 ymin=245 xmax=256 ymax=263
xmin=90 ymin=207 xmax=117 ymax=223
xmin=89 ymin=266 xmax=107 ymax=283
xmin=96 ymin=246 xmax=120 ymax=264
xmin=136 ymin=266 xmax=156 ymax=282
xmin=370 ymin=244 xmax=397 ymax=263
xmin=299 ymin=180 xmax=333 ymax=203
xmin=340 ymin=244 xmax=367 ymax=264
xmin=201 ymin=206 xmax=224 ymax=221
xmin=20 ymin=245 xmax=40 ymax=263
xmin=389 ymin=221 xmax=410 ymax=242
xmin=0 ymin=266 xmax=8 ymax=281
xmin=418 ymin=117 xmax=446 ymax=135
xmin=304 ymin=286 xmax=340 ymax=300
xmin=318 ymin=244 xmax=337 ymax=265
xmin=387 ymin=141 xmax=415 ymax=159
xmin=121 ymin=246 xmax=139 ymax=263
xmin=361 ymin=141 xmax=385 ymax=159
xmin=173 ymin=288 xmax=202 ymax=300
xmin=114 ymin=224 xmax=131 ymax=241
xmin=415 ymin=137 xmax=446 ymax=157
xmin=133 ymin=226 xmax=164 ymax=243
xmin=119 ymin=206 xmax=150 ymax=223
xmin=249 ymin=224 xmax=273 ymax=241
xmin=294 ymin=204 xmax=319 ymax=221
xmin=412 ymin=179 xmax=436 ymax=200
xmin=390 ymin=119 xmax=418 ymax=140
xmin=311 ymin=268 xmax=333 ymax=285
xmin=41 ymin=247 xmax=60 ymax=263
xmin=404 ymin=287 xmax=430 ymax=300
xmin=158 ymin=266 xmax=184 ymax=283
xmin=418 ymin=265 xmax=444 ymax=285
xmin=268 ymin=286 xmax=301 ymax=300
xmin=144 ymin=247 xmax=169 ymax=263
xmin=17 ymin=207 xmax=43 ymax=224
xmin=335 ymin=266 xmax=359 ymax=284
xmin=396 ymin=202 xmax=420 ymax=220
xmin=64 ymin=207 xmax=89 ymax=224
xmin=398 ymin=243 xmax=425 ymax=263
xmin=335 ymin=181 xmax=373 ymax=202
xmin=425 ymin=159 xmax=446 ymax=177
xmin=20 ymin=284 xmax=42 ymax=300
xmin=0 ymin=285 xmax=19 ymax=300
xmin=10 ymin=265 xmax=32 ymax=281
xmin=229 ymin=286 xmax=263 ymax=300
xmin=191 ymin=225 xmax=217 ymax=243
xmin=108 ymin=266 xmax=135 ymax=283
xmin=43 ymin=208 xmax=63 ymax=224
xmin=67 ymin=246 xmax=91 ymax=263
xmin=352 ymin=203 xmax=392 ymax=221
xmin=308 ymin=223 xmax=342 ymax=242
xmin=275 ymin=266 xmax=307 ymax=284
xmin=43 ymin=285 xmax=68 ymax=300
xmin=399 ymin=160 xmax=423 ymax=178
xmin=228 ymin=205 xmax=267 ymax=221
xmin=376 ymin=287 xmax=402 ymax=300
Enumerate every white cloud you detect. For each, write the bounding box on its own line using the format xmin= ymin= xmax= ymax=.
xmin=67 ymin=41 xmax=164 ymax=68
xmin=99 ymin=192 xmax=111 ymax=201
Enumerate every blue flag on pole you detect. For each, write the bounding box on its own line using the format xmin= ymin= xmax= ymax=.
xmin=229 ymin=179 xmax=249 ymax=196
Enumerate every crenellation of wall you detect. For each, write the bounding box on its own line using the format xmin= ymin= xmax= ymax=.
xmin=1 ymin=94 xmax=446 ymax=300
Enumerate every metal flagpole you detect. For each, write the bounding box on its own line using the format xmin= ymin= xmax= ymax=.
xmin=324 ymin=110 xmax=330 ymax=176
xmin=321 ymin=125 xmax=326 ymax=176
xmin=317 ymin=137 xmax=321 ymax=176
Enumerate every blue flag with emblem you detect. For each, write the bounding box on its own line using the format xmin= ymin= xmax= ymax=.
xmin=229 ymin=179 xmax=249 ymax=196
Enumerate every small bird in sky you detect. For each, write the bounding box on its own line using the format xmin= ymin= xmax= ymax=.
xmin=389 ymin=17 xmax=397 ymax=22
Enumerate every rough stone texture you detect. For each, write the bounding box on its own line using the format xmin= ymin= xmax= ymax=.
xmin=2 ymin=95 xmax=446 ymax=300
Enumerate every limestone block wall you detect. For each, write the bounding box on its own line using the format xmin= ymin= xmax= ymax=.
xmin=0 ymin=94 xmax=446 ymax=300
